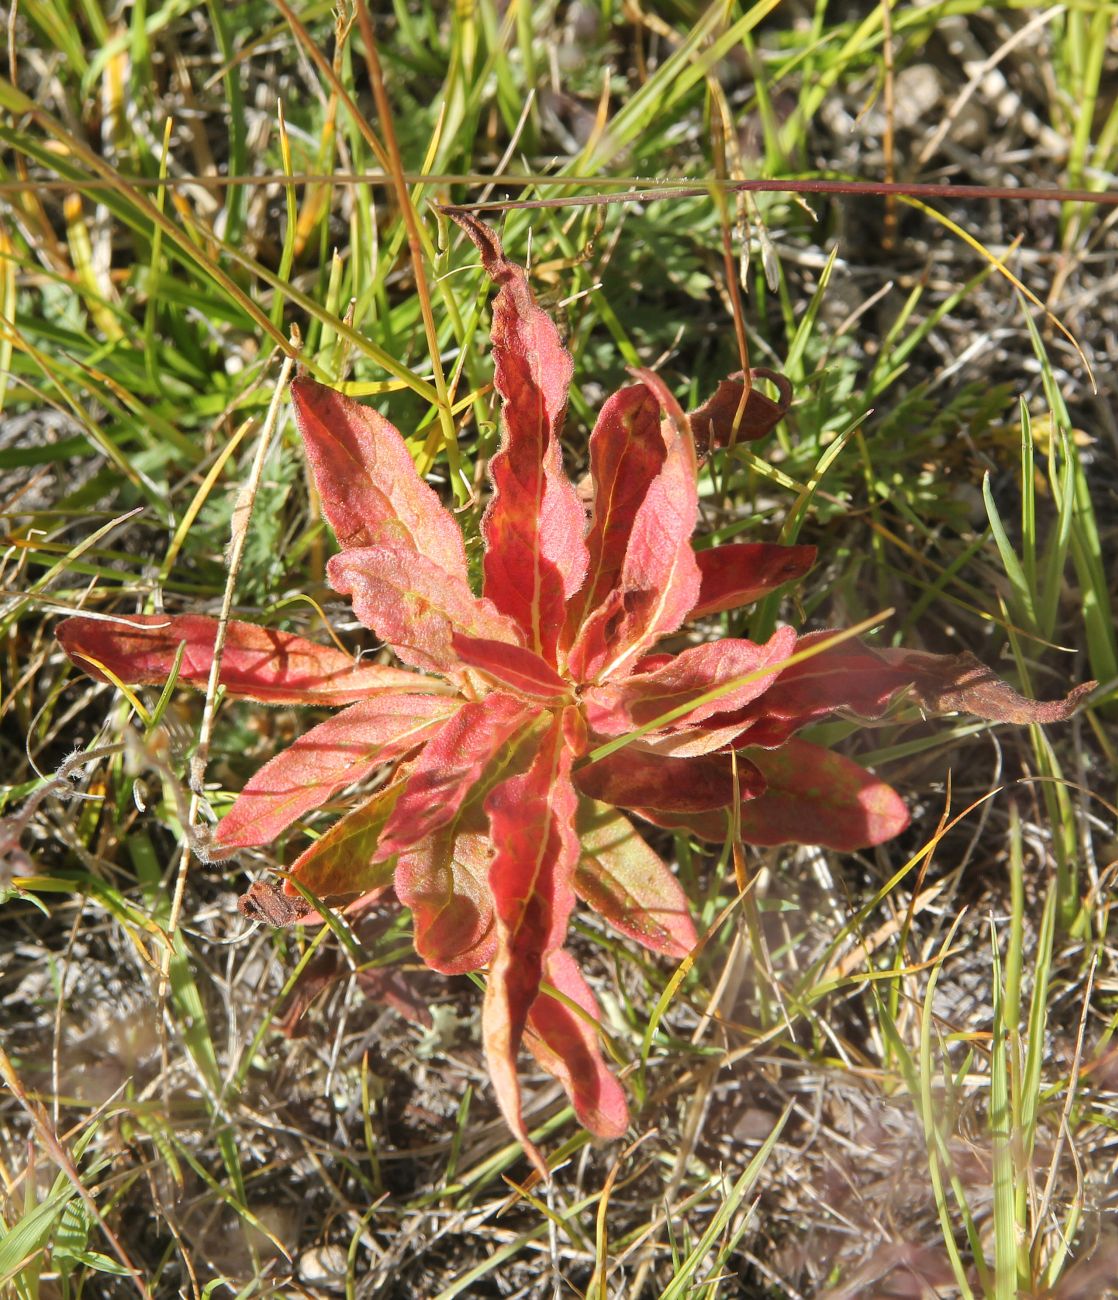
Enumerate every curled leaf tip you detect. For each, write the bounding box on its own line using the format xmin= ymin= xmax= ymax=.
xmin=690 ymin=367 xmax=793 ymax=452
xmin=898 ymin=650 xmax=1097 ymax=723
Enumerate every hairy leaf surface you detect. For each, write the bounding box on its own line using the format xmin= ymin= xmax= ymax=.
xmin=717 ymin=632 xmax=914 ymax=747
xmin=568 ymin=371 xmax=701 ymax=681
xmin=575 ymin=800 xmax=697 ymax=957
xmin=582 ymin=628 xmax=796 ymax=738
xmin=689 ymin=543 xmax=818 ymax=619
xmin=482 ymin=710 xmax=581 ymax=1170
xmin=453 ymin=211 xmax=588 ymax=662
xmin=575 ymin=747 xmax=755 ymax=812
xmin=638 ymin=740 xmax=910 ymax=851
xmin=567 ymin=382 xmax=666 ymax=638
xmin=211 ymin=694 xmax=459 ymax=853
xmin=291 ymin=376 xmax=469 ymax=575
xmin=376 ymin=693 xmax=538 ymax=860
xmin=724 ymin=633 xmax=1097 ymax=748
xmin=282 ymin=779 xmax=406 ymax=903
xmin=329 ymin=544 xmax=522 ymax=677
xmin=880 ymin=648 xmax=1096 ymax=723
xmin=524 ymin=950 xmax=629 ymax=1146
xmin=451 ymin=633 xmax=572 ymax=704
xmin=396 ymin=815 xmax=496 ymax=975
xmin=57 ymin=614 xmax=429 ymax=705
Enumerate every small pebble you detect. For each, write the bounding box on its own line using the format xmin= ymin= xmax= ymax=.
xmin=298 ymin=1244 xmax=349 ymax=1288
xmin=893 ymin=64 xmax=944 ymax=131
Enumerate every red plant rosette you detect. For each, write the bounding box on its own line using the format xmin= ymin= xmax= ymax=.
xmin=58 ymin=215 xmax=1093 ymax=1174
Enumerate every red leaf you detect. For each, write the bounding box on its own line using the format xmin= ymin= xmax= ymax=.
xmin=451 ymin=633 xmax=572 ymax=704
xmin=639 ymin=740 xmax=910 ymax=851
xmin=711 ymin=631 xmax=914 ymax=748
xmin=451 ymin=212 xmax=589 ymax=663
xmin=719 ymin=635 xmax=1096 ymax=748
xmin=210 ymin=694 xmax=460 ymax=854
xmin=575 ymin=800 xmax=697 ymax=958
xmin=291 ymin=376 xmax=469 ymax=577
xmin=567 ymin=370 xmax=701 ymax=682
xmin=582 ymin=628 xmax=796 ymax=740
xmin=481 ymin=709 xmax=581 ymax=1176
xmin=524 ymin=949 xmax=629 ymax=1140
xmin=376 ymin=694 xmax=539 ymax=860
xmin=566 ymin=382 xmax=666 ymax=638
xmin=632 ymin=653 xmax=675 ymax=673
xmin=689 ymin=543 xmax=817 ymax=619
xmin=281 ymin=778 xmax=405 ymax=904
xmin=328 ymin=544 xmax=522 ymax=678
xmin=575 ymin=747 xmax=755 ymax=812
xmin=689 ymin=368 xmax=793 ymax=453
xmin=57 ymin=614 xmax=431 ymax=705
xmin=735 ymin=741 xmax=911 ymax=849
xmin=396 ymin=815 xmax=496 ymax=975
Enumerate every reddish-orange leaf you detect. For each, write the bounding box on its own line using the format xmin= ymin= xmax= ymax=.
xmin=582 ymin=627 xmax=796 ymax=739
xmin=524 ymin=949 xmax=629 ymax=1141
xmin=639 ymin=740 xmax=910 ymax=851
xmin=210 ymin=694 xmax=460 ymax=854
xmin=452 ymin=211 xmax=589 ymax=664
xmin=575 ymin=800 xmax=697 ymax=958
xmin=328 ymin=544 xmax=522 ymax=678
xmin=395 ymin=815 xmax=497 ymax=975
xmin=710 ymin=631 xmax=914 ymax=748
xmin=575 ymin=747 xmax=755 ymax=812
xmin=722 ymin=634 xmax=1096 ymax=749
xmin=567 ymin=371 xmax=701 ymax=682
xmin=451 ymin=633 xmax=573 ymax=704
xmin=281 ymin=778 xmax=406 ymax=905
xmin=376 ymin=693 xmax=538 ymax=860
xmin=565 ymin=382 xmax=666 ymax=640
xmin=632 ymin=653 xmax=675 ymax=674
xmin=481 ymin=709 xmax=581 ymax=1175
xmin=291 ymin=376 xmax=469 ymax=577
xmin=689 ymin=543 xmax=817 ymax=619
xmin=57 ymin=613 xmax=431 ymax=705
xmin=735 ymin=741 xmax=911 ymax=848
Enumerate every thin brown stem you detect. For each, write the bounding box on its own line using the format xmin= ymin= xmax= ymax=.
xmin=1 ymin=174 xmax=1116 ymax=208
xmin=353 ymin=0 xmax=456 ymax=456
xmin=881 ymin=0 xmax=897 ymax=251
xmin=439 ymin=177 xmax=1118 ymax=212
xmin=269 ymin=0 xmax=390 ymax=172
xmin=156 ymin=346 xmax=296 ymax=1096
xmin=709 ymin=80 xmax=751 ymax=381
